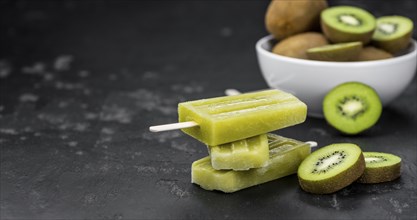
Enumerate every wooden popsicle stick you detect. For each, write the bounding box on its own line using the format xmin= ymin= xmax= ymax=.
xmin=149 ymin=121 xmax=199 ymax=132
xmin=149 ymin=89 xmax=241 ymax=132
xmin=224 ymin=88 xmax=242 ymax=96
xmin=306 ymin=141 xmax=318 ymax=148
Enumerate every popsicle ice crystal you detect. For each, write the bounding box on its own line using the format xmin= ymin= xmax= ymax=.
xmin=192 ymin=134 xmax=311 ymax=193
xmin=178 ymin=90 xmax=307 ymax=146
xmin=208 ymin=134 xmax=269 ymax=170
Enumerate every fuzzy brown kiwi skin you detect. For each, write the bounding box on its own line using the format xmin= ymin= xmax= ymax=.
xmin=321 ymin=21 xmax=374 ymax=45
xmin=298 ymin=153 xmax=365 ymax=194
xmin=372 ymin=31 xmax=412 ymax=54
xmin=358 ymin=46 xmax=393 ymax=61
xmin=357 ymin=162 xmax=401 ymax=184
xmin=265 ymin=0 xmax=328 ymax=40
xmin=272 ymin=32 xmax=329 ymax=59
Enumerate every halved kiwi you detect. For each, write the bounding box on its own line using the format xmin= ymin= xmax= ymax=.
xmin=323 ymin=82 xmax=382 ymax=135
xmin=358 ymin=46 xmax=393 ymax=61
xmin=298 ymin=143 xmax=365 ymax=194
xmin=357 ymin=152 xmax=401 ymax=184
xmin=272 ymin=32 xmax=329 ymax=59
xmin=321 ymin=6 xmax=376 ymax=44
xmin=307 ymin=41 xmax=362 ymax=61
xmin=372 ymin=16 xmax=414 ymax=54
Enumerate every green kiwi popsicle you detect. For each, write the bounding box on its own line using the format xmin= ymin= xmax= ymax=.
xmin=208 ymin=134 xmax=269 ymax=171
xmin=192 ymin=134 xmax=311 ymax=193
xmin=178 ymin=90 xmax=307 ymax=146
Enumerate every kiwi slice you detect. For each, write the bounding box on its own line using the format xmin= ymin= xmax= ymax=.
xmin=357 ymin=152 xmax=401 ymax=184
xmin=306 ymin=41 xmax=362 ymax=62
xmin=272 ymin=32 xmax=329 ymax=59
xmin=323 ymin=82 xmax=382 ymax=135
xmin=265 ymin=0 xmax=328 ymax=40
xmin=358 ymin=46 xmax=393 ymax=61
xmin=372 ymin=16 xmax=414 ymax=54
xmin=298 ymin=143 xmax=365 ymax=194
xmin=321 ymin=6 xmax=376 ymax=44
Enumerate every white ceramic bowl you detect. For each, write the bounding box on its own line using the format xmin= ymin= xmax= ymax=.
xmin=256 ymin=35 xmax=417 ymax=118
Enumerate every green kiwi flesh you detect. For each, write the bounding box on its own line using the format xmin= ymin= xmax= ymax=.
xmin=298 ymin=143 xmax=365 ymax=194
xmin=272 ymin=32 xmax=329 ymax=59
xmin=321 ymin=6 xmax=376 ymax=44
xmin=307 ymin=41 xmax=362 ymax=61
xmin=358 ymin=46 xmax=393 ymax=61
xmin=357 ymin=152 xmax=401 ymax=184
xmin=265 ymin=0 xmax=328 ymax=40
xmin=372 ymin=16 xmax=414 ymax=54
xmin=323 ymin=82 xmax=382 ymax=135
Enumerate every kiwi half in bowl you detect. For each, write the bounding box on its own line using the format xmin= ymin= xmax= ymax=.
xmin=321 ymin=6 xmax=376 ymax=44
xmin=307 ymin=41 xmax=362 ymax=61
xmin=372 ymin=16 xmax=414 ymax=54
xmin=298 ymin=143 xmax=365 ymax=194
xmin=323 ymin=82 xmax=382 ymax=135
xmin=357 ymin=152 xmax=401 ymax=184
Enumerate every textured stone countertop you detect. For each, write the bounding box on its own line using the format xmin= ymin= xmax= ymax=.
xmin=1 ymin=1 xmax=416 ymax=219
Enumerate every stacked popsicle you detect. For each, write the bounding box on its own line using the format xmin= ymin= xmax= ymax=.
xmin=150 ymin=89 xmax=314 ymax=193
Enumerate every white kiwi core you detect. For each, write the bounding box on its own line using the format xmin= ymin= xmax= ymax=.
xmin=365 ymin=157 xmax=384 ymax=163
xmin=378 ymin=23 xmax=397 ymax=35
xmin=339 ymin=99 xmax=365 ymax=119
xmin=339 ymin=14 xmax=361 ymax=26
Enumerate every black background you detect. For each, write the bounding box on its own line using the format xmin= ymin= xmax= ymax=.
xmin=1 ymin=0 xmax=416 ymax=219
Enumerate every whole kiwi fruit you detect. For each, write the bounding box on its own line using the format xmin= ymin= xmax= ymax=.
xmin=358 ymin=46 xmax=393 ymax=61
xmin=265 ymin=0 xmax=328 ymax=40
xmin=272 ymin=32 xmax=329 ymax=59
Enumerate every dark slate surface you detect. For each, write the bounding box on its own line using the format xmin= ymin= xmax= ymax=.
xmin=1 ymin=1 xmax=416 ymax=219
